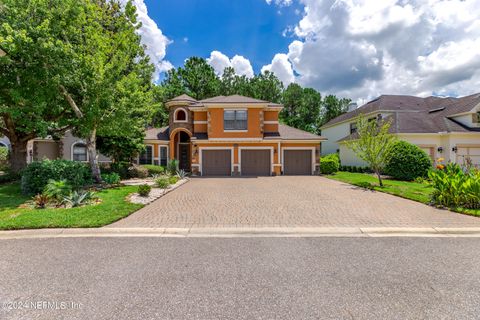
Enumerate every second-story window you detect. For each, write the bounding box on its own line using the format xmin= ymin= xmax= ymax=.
xmin=224 ymin=110 xmax=247 ymax=130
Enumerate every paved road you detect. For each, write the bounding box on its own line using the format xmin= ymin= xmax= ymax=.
xmin=1 ymin=237 xmax=480 ymax=319
xmin=110 ymin=176 xmax=480 ymax=228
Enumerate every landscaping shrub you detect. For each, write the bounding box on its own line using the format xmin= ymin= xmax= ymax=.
xmin=428 ymin=163 xmax=480 ymax=209
xmin=43 ymin=180 xmax=72 ymax=203
xmin=138 ymin=184 xmax=151 ymax=197
xmin=101 ymin=172 xmax=121 ymax=185
xmin=0 ymin=171 xmax=20 ymax=184
xmin=103 ymin=162 xmax=130 ymax=179
xmin=62 ymin=190 xmax=97 ymax=208
xmin=127 ymin=164 xmax=149 ymax=179
xmin=166 ymin=159 xmax=179 ymax=176
xmin=155 ymin=176 xmax=170 ymax=189
xmin=0 ymin=146 xmax=8 ymax=171
xmin=169 ymin=176 xmax=179 ymax=185
xmin=142 ymin=165 xmax=165 ymax=176
xmin=385 ymin=140 xmax=432 ymax=181
xmin=21 ymin=160 xmax=93 ymax=195
xmin=320 ymin=154 xmax=340 ymax=174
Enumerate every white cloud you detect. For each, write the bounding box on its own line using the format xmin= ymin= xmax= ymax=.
xmin=266 ymin=0 xmax=293 ymax=6
xmin=207 ymin=51 xmax=254 ymax=78
xmin=122 ymin=0 xmax=173 ymax=80
xmin=261 ymin=53 xmax=295 ymax=85
xmin=263 ymin=0 xmax=480 ymax=102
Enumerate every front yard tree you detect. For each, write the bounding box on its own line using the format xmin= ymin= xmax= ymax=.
xmin=0 ymin=0 xmax=78 ymax=172
xmin=345 ymin=116 xmax=396 ymax=187
xmin=59 ymin=0 xmax=154 ymax=182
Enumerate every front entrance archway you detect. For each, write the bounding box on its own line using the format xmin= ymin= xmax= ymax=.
xmin=170 ymin=128 xmax=192 ymax=172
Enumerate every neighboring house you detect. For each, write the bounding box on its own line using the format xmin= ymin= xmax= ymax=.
xmin=1 ymin=131 xmax=111 ymax=163
xmin=139 ymin=94 xmax=326 ymax=176
xmin=321 ymin=93 xmax=480 ymax=167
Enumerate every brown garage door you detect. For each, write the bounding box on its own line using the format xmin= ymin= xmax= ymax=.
xmin=202 ymin=150 xmax=231 ymax=176
xmin=284 ymin=150 xmax=312 ymax=175
xmin=241 ymin=150 xmax=271 ymax=176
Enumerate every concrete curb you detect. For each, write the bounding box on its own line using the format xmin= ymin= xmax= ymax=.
xmin=2 ymin=227 xmax=480 ymax=240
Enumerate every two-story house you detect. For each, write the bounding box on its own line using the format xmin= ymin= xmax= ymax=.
xmin=321 ymin=93 xmax=480 ymax=167
xmin=139 ymin=94 xmax=326 ymax=176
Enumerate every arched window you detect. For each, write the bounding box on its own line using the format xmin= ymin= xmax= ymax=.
xmin=174 ymin=108 xmax=188 ymax=122
xmin=72 ymin=142 xmax=88 ymax=161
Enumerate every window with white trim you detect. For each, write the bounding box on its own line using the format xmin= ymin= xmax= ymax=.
xmin=72 ymin=143 xmax=87 ymax=161
xmin=159 ymin=146 xmax=168 ymax=166
xmin=139 ymin=145 xmax=153 ymax=165
xmin=224 ymin=110 xmax=247 ymax=130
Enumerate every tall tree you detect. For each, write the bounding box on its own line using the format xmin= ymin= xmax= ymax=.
xmin=281 ymin=84 xmax=322 ymax=134
xmin=249 ymin=71 xmax=284 ymax=103
xmin=320 ymin=95 xmax=350 ymax=127
xmin=345 ymin=116 xmax=396 ymax=186
xmin=0 ymin=0 xmax=78 ymax=172
xmin=59 ymin=0 xmax=155 ymax=182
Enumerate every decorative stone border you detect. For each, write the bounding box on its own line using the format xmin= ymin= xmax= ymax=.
xmin=127 ymin=178 xmax=189 ymax=205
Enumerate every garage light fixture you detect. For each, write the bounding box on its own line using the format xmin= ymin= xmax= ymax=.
xmin=437 ymin=147 xmax=443 ymax=153
xmin=452 ymin=146 xmax=457 ymax=152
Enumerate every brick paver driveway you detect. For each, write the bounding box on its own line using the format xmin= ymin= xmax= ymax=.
xmin=109 ymin=176 xmax=480 ymax=228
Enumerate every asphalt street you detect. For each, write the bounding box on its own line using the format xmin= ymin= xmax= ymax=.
xmin=1 ymin=237 xmax=480 ymax=320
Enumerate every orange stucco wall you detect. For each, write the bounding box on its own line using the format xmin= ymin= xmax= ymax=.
xmin=264 ymin=111 xmax=279 ymax=121
xmin=207 ymin=108 xmax=263 ymax=138
xmin=193 ymin=111 xmax=207 ymax=121
xmin=263 ymin=123 xmax=278 ymax=132
xmin=193 ymin=123 xmax=207 ymax=132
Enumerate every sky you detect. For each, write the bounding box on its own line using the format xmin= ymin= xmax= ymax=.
xmin=128 ymin=0 xmax=480 ymax=105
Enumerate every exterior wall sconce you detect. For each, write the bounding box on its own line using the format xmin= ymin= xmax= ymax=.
xmin=452 ymin=146 xmax=457 ymax=152
xmin=437 ymin=147 xmax=443 ymax=153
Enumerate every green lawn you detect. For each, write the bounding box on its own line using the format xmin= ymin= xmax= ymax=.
xmin=0 ymin=183 xmax=143 ymax=230
xmin=326 ymin=172 xmax=480 ymax=217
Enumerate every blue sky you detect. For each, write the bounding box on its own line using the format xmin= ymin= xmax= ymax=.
xmin=133 ymin=0 xmax=480 ymax=103
xmin=144 ymin=0 xmax=302 ymax=72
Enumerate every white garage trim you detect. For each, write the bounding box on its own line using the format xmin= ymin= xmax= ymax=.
xmin=198 ymin=147 xmax=234 ymax=176
xmin=238 ymin=146 xmax=274 ymax=175
xmin=281 ymin=147 xmax=316 ymax=175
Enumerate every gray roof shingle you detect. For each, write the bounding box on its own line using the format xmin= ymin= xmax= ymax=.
xmin=322 ymin=93 xmax=480 ymax=134
xmin=264 ymin=124 xmax=326 ymax=140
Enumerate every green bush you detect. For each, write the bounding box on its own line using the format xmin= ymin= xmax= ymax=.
xmin=102 ymin=162 xmax=130 ymax=179
xmin=429 ymin=164 xmax=480 ymax=209
xmin=155 ymin=176 xmax=170 ymax=189
xmin=101 ymin=172 xmax=121 ymax=185
xmin=320 ymin=154 xmax=340 ymax=174
xmin=0 ymin=171 xmax=20 ymax=184
xmin=138 ymin=184 xmax=151 ymax=197
xmin=385 ymin=140 xmax=432 ymax=181
xmin=169 ymin=176 xmax=179 ymax=185
xmin=0 ymin=146 xmax=8 ymax=171
xmin=127 ymin=164 xmax=149 ymax=179
xmin=21 ymin=160 xmax=93 ymax=195
xmin=43 ymin=179 xmax=72 ymax=203
xmin=166 ymin=159 xmax=179 ymax=176
xmin=142 ymin=165 xmax=165 ymax=176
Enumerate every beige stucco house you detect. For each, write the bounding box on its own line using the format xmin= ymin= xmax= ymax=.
xmin=321 ymin=93 xmax=480 ymax=167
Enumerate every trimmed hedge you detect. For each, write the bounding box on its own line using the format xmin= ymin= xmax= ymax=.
xmin=320 ymin=154 xmax=340 ymax=174
xmin=385 ymin=140 xmax=432 ymax=181
xmin=141 ymin=165 xmax=166 ymax=176
xmin=21 ymin=160 xmax=93 ymax=195
xmin=339 ymin=165 xmax=371 ymax=173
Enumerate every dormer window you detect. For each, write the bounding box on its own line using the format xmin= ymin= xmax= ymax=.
xmin=174 ymin=108 xmax=188 ymax=123
xmin=224 ymin=110 xmax=247 ymax=131
xmin=474 ymin=111 xmax=480 ymax=124
xmin=350 ymin=122 xmax=357 ymax=134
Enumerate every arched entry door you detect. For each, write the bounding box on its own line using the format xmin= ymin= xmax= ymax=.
xmin=170 ymin=129 xmax=191 ymax=171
